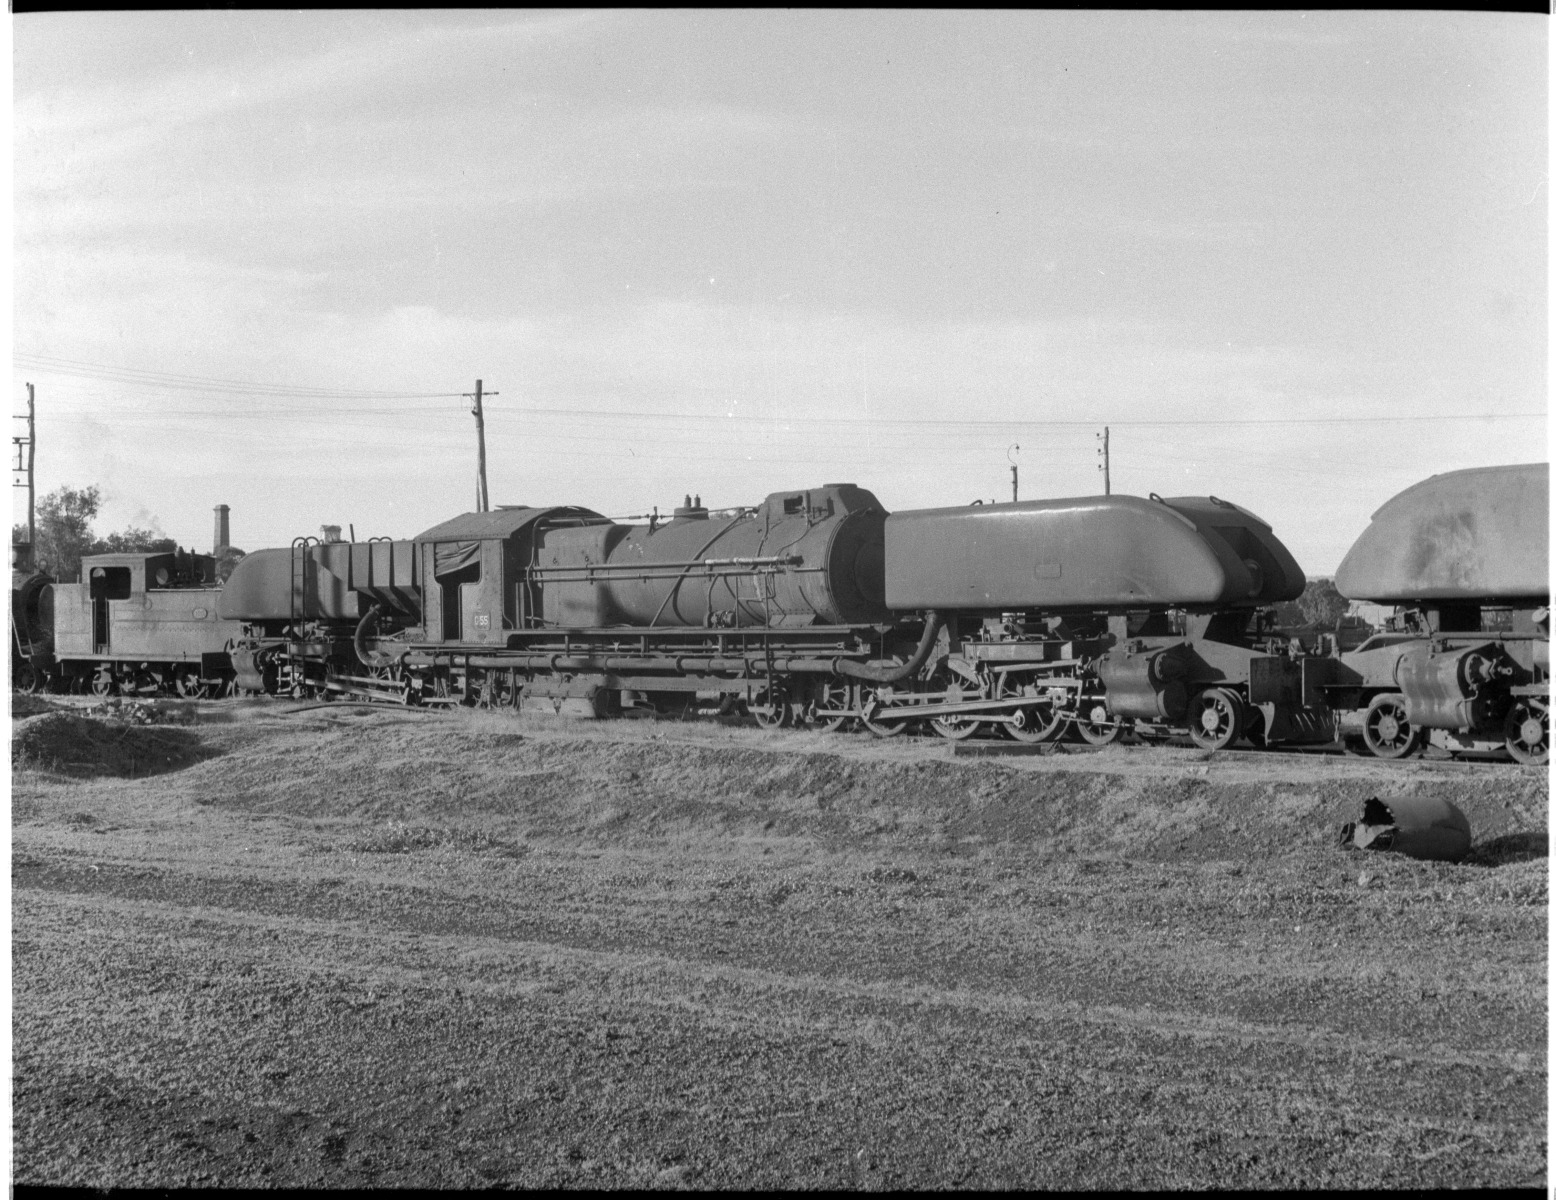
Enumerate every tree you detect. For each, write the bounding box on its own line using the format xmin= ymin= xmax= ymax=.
xmin=13 ymin=486 xmax=182 ymax=581
xmin=94 ymin=527 xmax=177 ymax=555
xmin=1296 ymin=577 xmax=1350 ymax=628
xmin=215 ymin=546 xmax=247 ymax=582
xmin=23 ymin=484 xmax=101 ymax=582
xmin=1273 ymin=577 xmax=1351 ymax=631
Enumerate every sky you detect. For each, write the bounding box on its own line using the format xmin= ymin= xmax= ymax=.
xmin=11 ymin=10 xmax=1548 ymax=574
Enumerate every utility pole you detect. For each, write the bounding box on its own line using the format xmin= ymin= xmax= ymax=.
xmin=466 ymin=379 xmax=498 ymax=513
xmin=1008 ymin=444 xmax=1019 ymax=503
xmin=1096 ymin=426 xmax=1110 ymax=495
xmin=13 ymin=382 xmax=36 ymax=547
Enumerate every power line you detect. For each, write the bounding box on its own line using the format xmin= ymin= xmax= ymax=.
xmin=13 ymin=351 xmax=1545 ymax=428
xmin=12 ymin=352 xmax=463 ymax=400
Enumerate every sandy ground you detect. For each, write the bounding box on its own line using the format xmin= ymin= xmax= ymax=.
xmin=10 ymin=696 xmax=1548 ymax=1188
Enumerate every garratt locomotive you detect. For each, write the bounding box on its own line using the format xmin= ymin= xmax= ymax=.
xmin=213 ymin=482 xmax=1327 ymax=748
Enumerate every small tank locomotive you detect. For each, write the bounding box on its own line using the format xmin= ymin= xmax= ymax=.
xmin=1324 ymin=463 xmax=1548 ymax=763
xmin=12 ymin=548 xmax=240 ymax=697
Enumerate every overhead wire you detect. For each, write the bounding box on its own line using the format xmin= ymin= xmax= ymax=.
xmin=12 ymin=352 xmax=1544 ymax=428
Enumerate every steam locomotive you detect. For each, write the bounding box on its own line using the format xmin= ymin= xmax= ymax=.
xmin=10 ymin=465 xmax=1548 ymax=764
xmin=1321 ymin=463 xmax=1548 ymax=764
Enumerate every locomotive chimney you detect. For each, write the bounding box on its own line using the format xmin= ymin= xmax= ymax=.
xmin=213 ymin=504 xmax=230 ymax=554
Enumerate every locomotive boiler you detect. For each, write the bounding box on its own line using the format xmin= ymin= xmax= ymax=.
xmin=1325 ymin=463 xmax=1548 ymax=763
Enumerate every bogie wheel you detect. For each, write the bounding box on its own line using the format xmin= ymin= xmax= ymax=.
xmin=814 ymin=680 xmax=854 ymax=734
xmin=91 ymin=669 xmax=116 ymax=698
xmin=1504 ymin=698 xmax=1549 ymax=766
xmin=860 ymin=687 xmax=910 ymax=738
xmin=1188 ymin=687 xmax=1244 ymax=751
xmin=14 ymin=662 xmax=38 ymax=694
xmin=175 ymin=671 xmax=206 ymax=699
xmin=1361 ymin=693 xmax=1425 ymax=760
xmin=1071 ymin=697 xmax=1122 ymax=746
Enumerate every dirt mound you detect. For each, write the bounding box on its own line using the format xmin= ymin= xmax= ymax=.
xmin=203 ymin=723 xmax=1547 ymax=863
xmin=10 ymin=693 xmax=63 ymax=719
xmin=11 ymin=711 xmax=211 ymax=778
xmin=81 ymin=699 xmax=201 ymax=725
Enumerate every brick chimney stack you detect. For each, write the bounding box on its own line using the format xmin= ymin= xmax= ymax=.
xmin=213 ymin=504 xmax=230 ymax=554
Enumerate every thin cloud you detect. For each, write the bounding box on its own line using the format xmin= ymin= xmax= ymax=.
xmin=15 ymin=11 xmax=620 ymax=174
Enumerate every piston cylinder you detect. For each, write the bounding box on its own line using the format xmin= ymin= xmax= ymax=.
xmin=1097 ymin=643 xmax=1192 ymax=721
xmin=1397 ymin=642 xmax=1510 ymax=731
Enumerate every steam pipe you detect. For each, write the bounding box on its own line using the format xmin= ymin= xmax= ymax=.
xmin=354 ymin=603 xmax=396 ymax=669
xmin=834 ymin=611 xmax=942 ymax=683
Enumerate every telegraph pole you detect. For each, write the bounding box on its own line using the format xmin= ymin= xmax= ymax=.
xmin=1008 ymin=444 xmax=1019 ymax=503
xmin=13 ymin=382 xmax=36 ymax=546
xmin=1096 ymin=426 xmax=1110 ymax=495
xmin=466 ymin=379 xmax=498 ymax=513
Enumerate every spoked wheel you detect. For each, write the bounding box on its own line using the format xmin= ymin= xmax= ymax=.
xmin=1504 ymin=698 xmax=1549 ymax=766
xmin=750 ymin=687 xmax=792 ymax=729
xmin=931 ymin=714 xmax=982 ymax=740
xmin=860 ymin=686 xmax=911 ymax=738
xmin=814 ymin=680 xmax=854 ymax=734
xmin=175 ymin=670 xmax=208 ymax=699
xmin=13 ymin=662 xmax=38 ymax=694
xmin=1361 ymin=693 xmax=1425 ymax=760
xmin=929 ymin=673 xmax=983 ymax=741
xmin=1188 ymin=687 xmax=1244 ymax=751
xmin=997 ymin=675 xmax=1067 ymax=744
xmin=1071 ymin=696 xmax=1122 ymax=746
xmin=91 ymin=668 xmax=117 ymax=698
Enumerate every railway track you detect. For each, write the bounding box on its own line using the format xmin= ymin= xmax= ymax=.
xmin=18 ymin=687 xmax=1535 ymax=772
xmin=948 ymin=736 xmax=1529 ymax=773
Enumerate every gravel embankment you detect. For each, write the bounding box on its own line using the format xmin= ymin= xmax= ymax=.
xmin=11 ymin=701 xmax=1548 ymax=1188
